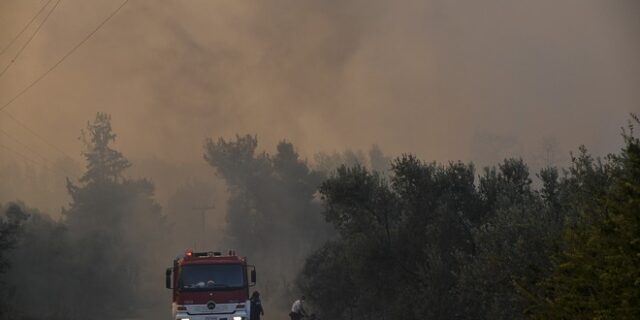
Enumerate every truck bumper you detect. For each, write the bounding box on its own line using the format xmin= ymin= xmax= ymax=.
xmin=174 ymin=314 xmax=247 ymax=320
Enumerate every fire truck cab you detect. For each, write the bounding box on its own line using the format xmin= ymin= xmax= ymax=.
xmin=166 ymin=250 xmax=256 ymax=320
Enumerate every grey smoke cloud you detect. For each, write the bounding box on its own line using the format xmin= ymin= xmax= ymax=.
xmin=0 ymin=0 xmax=638 ymax=167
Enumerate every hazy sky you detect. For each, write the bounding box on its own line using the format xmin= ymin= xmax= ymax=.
xmin=1 ymin=0 xmax=638 ymax=167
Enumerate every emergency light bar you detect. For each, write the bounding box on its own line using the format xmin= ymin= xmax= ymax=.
xmin=183 ymin=249 xmax=237 ymax=258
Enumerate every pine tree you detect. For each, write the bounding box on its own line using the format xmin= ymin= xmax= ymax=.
xmin=63 ymin=113 xmax=163 ymax=319
xmin=79 ymin=112 xmax=131 ymax=184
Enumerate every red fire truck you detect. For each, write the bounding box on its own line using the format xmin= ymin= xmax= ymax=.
xmin=166 ymin=250 xmax=257 ymax=320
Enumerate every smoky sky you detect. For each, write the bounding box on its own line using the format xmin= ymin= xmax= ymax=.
xmin=0 ymin=0 xmax=638 ymax=167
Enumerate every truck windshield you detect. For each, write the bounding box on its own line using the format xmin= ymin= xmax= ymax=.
xmin=179 ymin=264 xmax=244 ymax=291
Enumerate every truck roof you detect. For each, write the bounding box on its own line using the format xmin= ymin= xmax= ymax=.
xmin=176 ymin=250 xmax=246 ymax=265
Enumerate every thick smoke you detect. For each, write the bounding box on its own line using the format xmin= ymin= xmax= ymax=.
xmin=0 ymin=0 xmax=637 ymax=166
xmin=0 ymin=1 xmax=638 ymax=319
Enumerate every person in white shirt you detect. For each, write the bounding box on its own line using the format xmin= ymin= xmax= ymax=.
xmin=289 ymin=295 xmax=307 ymax=320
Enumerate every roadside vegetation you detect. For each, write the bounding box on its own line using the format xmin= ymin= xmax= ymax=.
xmin=0 ymin=113 xmax=638 ymax=320
xmin=298 ymin=114 xmax=639 ymax=319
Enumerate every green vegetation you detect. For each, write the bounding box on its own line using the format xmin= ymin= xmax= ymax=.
xmin=528 ymin=115 xmax=640 ymax=319
xmin=0 ymin=114 xmax=637 ymax=320
xmin=203 ymin=136 xmax=331 ymax=308
xmin=298 ymin=116 xmax=639 ymax=319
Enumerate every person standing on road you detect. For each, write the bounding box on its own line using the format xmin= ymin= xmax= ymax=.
xmin=289 ymin=295 xmax=307 ymax=320
xmin=250 ymin=291 xmax=264 ymax=320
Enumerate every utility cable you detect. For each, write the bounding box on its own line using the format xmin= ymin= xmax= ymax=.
xmin=0 ymin=142 xmax=44 ymax=167
xmin=0 ymin=142 xmax=76 ymax=178
xmin=0 ymin=0 xmax=62 ymax=78
xmin=0 ymin=127 xmax=49 ymax=163
xmin=0 ymin=116 xmax=78 ymax=177
xmin=0 ymin=110 xmax=71 ymax=158
xmin=0 ymin=0 xmax=129 ymax=112
xmin=0 ymin=0 xmax=54 ymax=57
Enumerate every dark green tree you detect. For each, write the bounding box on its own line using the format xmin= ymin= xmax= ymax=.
xmin=0 ymin=203 xmax=28 ymax=318
xmin=530 ymin=116 xmax=640 ymax=319
xmin=303 ymin=156 xmax=487 ymax=319
xmin=204 ymin=135 xmax=330 ymax=307
xmin=456 ymin=159 xmax=562 ymax=320
xmin=1 ymin=204 xmax=76 ymax=320
xmin=297 ymin=241 xmax=359 ymax=320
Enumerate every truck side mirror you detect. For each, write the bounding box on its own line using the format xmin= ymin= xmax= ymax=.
xmin=251 ymin=269 xmax=257 ymax=284
xmin=165 ymin=268 xmax=172 ymax=289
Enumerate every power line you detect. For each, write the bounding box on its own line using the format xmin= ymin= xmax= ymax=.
xmin=0 ymin=113 xmax=79 ymax=177
xmin=0 ymin=127 xmax=49 ymax=163
xmin=0 ymin=0 xmax=54 ymax=57
xmin=0 ymin=110 xmax=71 ymax=158
xmin=0 ymin=142 xmax=76 ymax=178
xmin=0 ymin=0 xmax=62 ymax=78
xmin=0 ymin=0 xmax=130 ymax=113
xmin=0 ymin=142 xmax=44 ymax=167
xmin=0 ymin=0 xmax=130 ymax=176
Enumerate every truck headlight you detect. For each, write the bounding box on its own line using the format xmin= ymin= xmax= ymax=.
xmin=233 ymin=317 xmax=243 ymax=320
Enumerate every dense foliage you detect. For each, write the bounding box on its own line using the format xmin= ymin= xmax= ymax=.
xmin=297 ymin=116 xmax=639 ymax=320
xmin=0 ymin=113 xmax=167 ymax=320
xmin=62 ymin=113 xmax=166 ymax=318
xmin=529 ymin=116 xmax=640 ymax=319
xmin=0 ymin=204 xmax=27 ymax=317
xmin=203 ymin=135 xmax=332 ymax=308
xmin=0 ymin=114 xmax=637 ymax=320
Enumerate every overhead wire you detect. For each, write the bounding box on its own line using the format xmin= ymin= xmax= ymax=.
xmin=0 ymin=0 xmax=54 ymax=57
xmin=0 ymin=142 xmax=45 ymax=167
xmin=0 ymin=0 xmax=130 ymax=169
xmin=0 ymin=127 xmax=49 ymax=163
xmin=0 ymin=0 xmax=130 ymax=112
xmin=0 ymin=0 xmax=62 ymax=78
xmin=0 ymin=142 xmax=76 ymax=178
xmin=0 ymin=110 xmax=71 ymax=158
